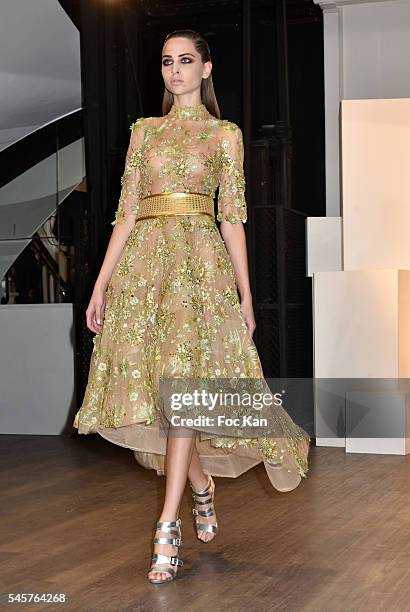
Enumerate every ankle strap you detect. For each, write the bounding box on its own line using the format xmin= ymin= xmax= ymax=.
xmin=190 ymin=475 xmax=212 ymax=496
xmin=156 ymin=518 xmax=181 ymax=531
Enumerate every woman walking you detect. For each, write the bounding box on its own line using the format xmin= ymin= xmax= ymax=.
xmin=73 ymin=29 xmax=311 ymax=584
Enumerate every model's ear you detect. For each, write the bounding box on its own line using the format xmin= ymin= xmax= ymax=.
xmin=203 ymin=60 xmax=212 ymax=79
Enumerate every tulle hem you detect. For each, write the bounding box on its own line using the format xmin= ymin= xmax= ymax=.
xmin=74 ymin=413 xmax=310 ymax=492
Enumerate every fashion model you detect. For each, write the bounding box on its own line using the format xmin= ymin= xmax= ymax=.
xmin=73 ymin=29 xmax=311 ymax=584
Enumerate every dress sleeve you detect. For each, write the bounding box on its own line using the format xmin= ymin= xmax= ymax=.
xmin=217 ymin=122 xmax=248 ymax=224
xmin=111 ymin=117 xmax=145 ymax=226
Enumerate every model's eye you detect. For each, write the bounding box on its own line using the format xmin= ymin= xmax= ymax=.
xmin=162 ymin=59 xmax=172 ymax=66
xmin=181 ymin=57 xmax=192 ymax=63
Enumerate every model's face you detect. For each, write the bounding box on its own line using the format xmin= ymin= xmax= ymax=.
xmin=161 ymin=37 xmax=212 ymax=97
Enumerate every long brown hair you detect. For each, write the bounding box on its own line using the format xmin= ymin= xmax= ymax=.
xmin=161 ymin=29 xmax=221 ymax=119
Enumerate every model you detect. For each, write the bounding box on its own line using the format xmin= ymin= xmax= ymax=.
xmin=73 ymin=28 xmax=311 ymax=584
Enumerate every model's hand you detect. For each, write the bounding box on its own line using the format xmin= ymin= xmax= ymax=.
xmin=240 ymin=296 xmax=256 ymax=340
xmin=86 ymin=286 xmax=107 ymax=334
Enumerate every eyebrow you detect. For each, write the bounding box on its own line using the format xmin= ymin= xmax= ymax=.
xmin=162 ymin=52 xmax=195 ymax=58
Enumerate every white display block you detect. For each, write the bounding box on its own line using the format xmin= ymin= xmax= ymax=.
xmin=313 ymin=269 xmax=410 ymax=450
xmin=314 ymin=377 xmax=346 ymax=448
xmin=341 ymin=98 xmax=410 ymax=272
xmin=305 ymin=216 xmax=342 ymax=277
xmin=0 ymin=304 xmax=76 ymax=434
xmin=345 ymin=390 xmax=410 ymax=455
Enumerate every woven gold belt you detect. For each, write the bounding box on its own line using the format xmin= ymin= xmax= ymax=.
xmin=136 ymin=192 xmax=215 ymax=221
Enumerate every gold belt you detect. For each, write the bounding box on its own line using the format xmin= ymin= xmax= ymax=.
xmin=136 ymin=192 xmax=215 ymax=221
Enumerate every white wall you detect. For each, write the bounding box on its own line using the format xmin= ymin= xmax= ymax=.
xmin=343 ymin=1 xmax=410 ymax=100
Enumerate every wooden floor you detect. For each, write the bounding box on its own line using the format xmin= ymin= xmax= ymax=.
xmin=1 ymin=434 xmax=410 ymax=612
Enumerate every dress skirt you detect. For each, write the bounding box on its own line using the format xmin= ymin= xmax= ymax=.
xmin=73 ymin=214 xmax=311 ymax=492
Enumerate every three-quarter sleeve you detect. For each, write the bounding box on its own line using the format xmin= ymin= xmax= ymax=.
xmin=111 ymin=117 xmax=145 ymax=226
xmin=217 ymin=122 xmax=248 ymax=224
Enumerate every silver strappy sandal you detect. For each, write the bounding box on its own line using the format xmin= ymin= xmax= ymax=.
xmin=190 ymin=474 xmax=218 ymax=542
xmin=148 ymin=518 xmax=183 ymax=583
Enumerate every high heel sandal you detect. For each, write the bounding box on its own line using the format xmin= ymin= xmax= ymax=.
xmin=148 ymin=518 xmax=183 ymax=584
xmin=190 ymin=474 xmax=218 ymax=542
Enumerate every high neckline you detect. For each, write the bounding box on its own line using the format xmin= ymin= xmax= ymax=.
xmin=168 ymin=103 xmax=209 ymax=121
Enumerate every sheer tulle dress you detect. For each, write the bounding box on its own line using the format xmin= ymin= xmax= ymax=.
xmin=73 ymin=103 xmax=311 ymax=492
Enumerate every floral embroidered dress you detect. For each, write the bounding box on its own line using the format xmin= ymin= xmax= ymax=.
xmin=73 ymin=102 xmax=311 ymax=491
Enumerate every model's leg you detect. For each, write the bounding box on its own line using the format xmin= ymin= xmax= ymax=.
xmin=188 ymin=444 xmax=208 ymax=489
xmin=147 ymin=426 xmax=196 ymax=582
xmin=188 ymin=443 xmax=218 ymax=543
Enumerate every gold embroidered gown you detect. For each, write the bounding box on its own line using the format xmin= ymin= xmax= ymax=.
xmin=73 ymin=102 xmax=311 ymax=492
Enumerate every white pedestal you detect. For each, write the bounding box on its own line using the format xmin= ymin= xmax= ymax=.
xmin=341 ymin=99 xmax=410 ymax=272
xmin=313 ymin=269 xmax=410 ymax=452
xmin=0 ymin=304 xmax=76 ymax=434
xmin=345 ymin=389 xmax=410 ymax=455
xmin=305 ymin=216 xmax=342 ymax=277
